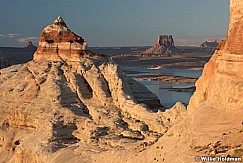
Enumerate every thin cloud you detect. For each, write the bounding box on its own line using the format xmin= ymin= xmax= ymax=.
xmin=18 ymin=37 xmax=39 ymax=43
xmin=0 ymin=33 xmax=23 ymax=38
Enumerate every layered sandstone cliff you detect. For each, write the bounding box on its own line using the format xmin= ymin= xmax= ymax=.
xmin=125 ymin=1 xmax=243 ymax=162
xmin=34 ymin=16 xmax=89 ymax=61
xmin=1 ymin=1 xmax=243 ymax=161
xmin=188 ymin=0 xmax=243 ymax=113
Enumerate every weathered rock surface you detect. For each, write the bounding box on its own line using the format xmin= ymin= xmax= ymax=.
xmin=0 ymin=49 xmax=10 ymax=69
xmin=34 ymin=16 xmax=89 ymax=61
xmin=0 ymin=17 xmax=183 ymax=163
xmin=144 ymin=35 xmax=180 ymax=55
xmin=125 ymin=1 xmax=243 ymax=162
xmin=188 ymin=0 xmax=243 ymax=113
xmin=1 ymin=1 xmax=243 ymax=161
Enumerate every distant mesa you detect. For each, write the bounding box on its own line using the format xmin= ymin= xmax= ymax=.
xmin=34 ymin=16 xmax=89 ymax=61
xmin=200 ymin=39 xmax=223 ymax=48
xmin=144 ymin=35 xmax=180 ymax=55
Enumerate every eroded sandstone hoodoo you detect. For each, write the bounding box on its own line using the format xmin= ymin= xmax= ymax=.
xmin=34 ymin=16 xmax=88 ymax=61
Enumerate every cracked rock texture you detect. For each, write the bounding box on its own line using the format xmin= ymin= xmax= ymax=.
xmin=1 ymin=1 xmax=243 ymax=161
xmin=0 ymin=17 xmax=182 ymax=163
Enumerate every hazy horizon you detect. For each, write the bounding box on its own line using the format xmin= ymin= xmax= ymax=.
xmin=0 ymin=0 xmax=229 ymax=47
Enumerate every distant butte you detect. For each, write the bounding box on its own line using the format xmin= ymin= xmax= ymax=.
xmin=144 ymin=35 xmax=180 ymax=55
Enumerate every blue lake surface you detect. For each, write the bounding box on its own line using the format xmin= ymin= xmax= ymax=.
xmin=121 ymin=67 xmax=202 ymax=108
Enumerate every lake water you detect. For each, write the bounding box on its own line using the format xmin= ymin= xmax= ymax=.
xmin=121 ymin=67 xmax=202 ymax=108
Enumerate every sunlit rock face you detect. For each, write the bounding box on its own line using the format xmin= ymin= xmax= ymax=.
xmin=34 ymin=16 xmax=89 ymax=61
xmin=126 ymin=2 xmax=243 ymax=162
xmin=188 ymin=0 xmax=243 ymax=113
xmin=0 ymin=16 xmax=184 ymax=163
xmin=224 ymin=0 xmax=243 ymax=54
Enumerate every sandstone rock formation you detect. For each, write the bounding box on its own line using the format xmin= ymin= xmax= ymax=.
xmin=125 ymin=1 xmax=243 ymax=162
xmin=144 ymin=35 xmax=180 ymax=55
xmin=1 ymin=1 xmax=243 ymax=161
xmin=188 ymin=0 xmax=243 ymax=113
xmin=0 ymin=17 xmax=184 ymax=163
xmin=0 ymin=49 xmax=10 ymax=69
xmin=34 ymin=16 xmax=88 ymax=61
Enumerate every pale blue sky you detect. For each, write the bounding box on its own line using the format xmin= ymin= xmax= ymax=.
xmin=0 ymin=0 xmax=229 ymax=47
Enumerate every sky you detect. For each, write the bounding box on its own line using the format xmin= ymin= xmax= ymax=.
xmin=0 ymin=0 xmax=229 ymax=47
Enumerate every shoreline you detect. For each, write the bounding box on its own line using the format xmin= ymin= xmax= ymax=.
xmin=135 ymin=75 xmax=197 ymax=84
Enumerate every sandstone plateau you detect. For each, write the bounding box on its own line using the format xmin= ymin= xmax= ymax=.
xmin=0 ymin=0 xmax=243 ymax=162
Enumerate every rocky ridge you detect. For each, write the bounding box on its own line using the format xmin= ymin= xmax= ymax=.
xmin=0 ymin=17 xmax=185 ymax=162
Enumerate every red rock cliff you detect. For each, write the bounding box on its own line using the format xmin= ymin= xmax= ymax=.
xmin=188 ymin=0 xmax=243 ymax=113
